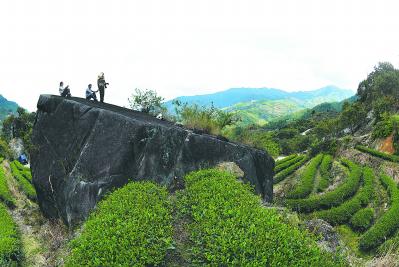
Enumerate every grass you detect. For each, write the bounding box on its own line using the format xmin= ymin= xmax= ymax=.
xmin=177 ymin=169 xmax=345 ymax=266
xmin=66 ymin=181 xmax=173 ymax=266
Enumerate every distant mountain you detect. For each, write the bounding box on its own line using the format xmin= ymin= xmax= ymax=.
xmin=0 ymin=95 xmax=19 ymax=122
xmin=166 ymin=86 xmax=355 ymax=125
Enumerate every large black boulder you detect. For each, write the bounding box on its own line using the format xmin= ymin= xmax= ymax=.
xmin=31 ymin=95 xmax=274 ymax=225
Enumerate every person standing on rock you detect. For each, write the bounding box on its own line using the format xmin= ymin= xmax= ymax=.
xmin=97 ymin=72 xmax=109 ymax=103
xmin=85 ymin=84 xmax=98 ymax=101
xmin=59 ymin=81 xmax=71 ymax=97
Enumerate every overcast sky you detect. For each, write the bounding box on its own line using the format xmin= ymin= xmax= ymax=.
xmin=1 ymin=0 xmax=399 ymax=111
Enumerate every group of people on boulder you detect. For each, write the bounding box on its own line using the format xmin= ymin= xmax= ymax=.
xmin=59 ymin=72 xmax=109 ymax=103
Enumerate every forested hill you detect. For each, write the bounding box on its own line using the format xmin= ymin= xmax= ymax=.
xmin=166 ymin=85 xmax=354 ymax=125
xmin=0 ymin=95 xmax=18 ymax=122
xmin=166 ymin=85 xmax=354 ymax=109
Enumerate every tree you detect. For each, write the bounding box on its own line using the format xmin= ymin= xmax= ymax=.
xmin=339 ymin=102 xmax=367 ymax=134
xmin=1 ymin=107 xmax=36 ymax=156
xmin=128 ymin=89 xmax=165 ymax=116
xmin=357 ymin=62 xmax=399 ymax=103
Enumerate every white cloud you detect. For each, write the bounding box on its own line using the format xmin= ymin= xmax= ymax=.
xmin=1 ymin=0 xmax=399 ymax=110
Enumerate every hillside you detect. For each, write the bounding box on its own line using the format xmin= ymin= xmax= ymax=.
xmin=166 ymin=85 xmax=354 ymax=125
xmin=0 ymin=95 xmax=18 ymax=122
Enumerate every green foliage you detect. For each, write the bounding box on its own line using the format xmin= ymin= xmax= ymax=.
xmin=359 ymin=174 xmax=399 ymax=251
xmin=2 ymin=108 xmax=35 ymax=155
xmin=10 ymin=161 xmax=36 ymax=201
xmin=0 ymin=202 xmax=22 ymax=266
xmin=0 ymin=166 xmax=15 ymax=208
xmin=357 ymin=62 xmax=399 ymax=104
xmin=174 ymin=101 xmax=238 ymax=136
xmin=356 ymin=145 xmax=399 ymax=162
xmin=275 ymin=154 xmax=304 ymax=173
xmin=350 ymin=208 xmax=374 ymax=232
xmin=287 ymin=159 xmax=362 ymax=213
xmin=0 ymin=139 xmax=11 ymax=159
xmin=286 ymin=154 xmax=324 ymax=199
xmin=66 ymin=181 xmax=173 ymax=266
xmin=128 ymin=88 xmax=165 ymax=116
xmin=317 ymin=154 xmax=333 ymax=192
xmin=314 ymin=167 xmax=374 ymax=225
xmin=177 ymin=169 xmax=344 ymax=266
xmin=339 ymin=102 xmax=367 ymax=134
xmin=273 ymin=155 xmax=310 ymax=184
xmin=372 ymin=114 xmax=393 ymax=138
xmin=13 ymin=161 xmax=32 ymax=183
xmin=275 ymin=154 xmax=297 ymax=165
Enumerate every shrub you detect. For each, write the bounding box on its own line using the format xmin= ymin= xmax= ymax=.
xmin=10 ymin=162 xmax=36 ymax=201
xmin=275 ymin=154 xmax=297 ymax=165
xmin=350 ymin=208 xmax=374 ymax=232
xmin=356 ymin=145 xmax=399 ymax=162
xmin=314 ymin=167 xmax=374 ymax=225
xmin=317 ymin=154 xmax=333 ymax=192
xmin=0 ymin=166 xmax=15 ymax=208
xmin=274 ymin=155 xmax=310 ymax=184
xmin=178 ymin=169 xmax=344 ymax=266
xmin=66 ymin=181 xmax=173 ymax=266
xmin=13 ymin=161 xmax=32 ymax=183
xmin=359 ymin=174 xmax=399 ymax=251
xmin=0 ymin=202 xmax=22 ymax=266
xmin=286 ymin=154 xmax=324 ymax=199
xmin=287 ymin=159 xmax=362 ymax=213
xmin=275 ymin=155 xmax=305 ymax=173
xmin=372 ymin=118 xmax=393 ymax=139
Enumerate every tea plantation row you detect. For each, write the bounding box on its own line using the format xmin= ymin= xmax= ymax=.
xmin=66 ymin=169 xmax=346 ymax=266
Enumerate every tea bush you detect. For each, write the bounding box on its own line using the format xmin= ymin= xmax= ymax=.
xmin=314 ymin=167 xmax=374 ymax=225
xmin=178 ymin=169 xmax=345 ymax=266
xmin=359 ymin=174 xmax=399 ymax=251
xmin=14 ymin=161 xmax=32 ymax=183
xmin=275 ymin=155 xmax=305 ymax=173
xmin=274 ymin=155 xmax=310 ymax=184
xmin=356 ymin=145 xmax=399 ymax=162
xmin=66 ymin=181 xmax=173 ymax=266
xmin=0 ymin=202 xmax=22 ymax=266
xmin=350 ymin=208 xmax=374 ymax=232
xmin=276 ymin=154 xmax=298 ymax=165
xmin=287 ymin=154 xmax=324 ymax=199
xmin=0 ymin=166 xmax=15 ymax=208
xmin=10 ymin=161 xmax=36 ymax=201
xmin=317 ymin=154 xmax=333 ymax=192
xmin=287 ymin=159 xmax=362 ymax=213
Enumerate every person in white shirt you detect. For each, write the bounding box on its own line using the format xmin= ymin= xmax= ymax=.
xmin=85 ymin=84 xmax=98 ymax=101
xmin=59 ymin=81 xmax=71 ymax=97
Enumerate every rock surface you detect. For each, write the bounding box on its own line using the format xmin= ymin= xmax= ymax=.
xmin=31 ymin=95 xmax=274 ymax=225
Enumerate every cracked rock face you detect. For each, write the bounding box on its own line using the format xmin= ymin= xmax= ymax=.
xmin=31 ymin=95 xmax=274 ymax=226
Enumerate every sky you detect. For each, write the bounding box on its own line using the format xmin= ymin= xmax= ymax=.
xmin=1 ymin=0 xmax=399 ymax=111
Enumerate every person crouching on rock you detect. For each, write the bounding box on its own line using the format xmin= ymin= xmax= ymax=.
xmin=97 ymin=72 xmax=109 ymax=103
xmin=59 ymin=81 xmax=71 ymax=97
xmin=85 ymin=84 xmax=98 ymax=101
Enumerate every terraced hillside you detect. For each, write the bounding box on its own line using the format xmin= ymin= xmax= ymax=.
xmin=275 ymin=152 xmax=399 ymax=260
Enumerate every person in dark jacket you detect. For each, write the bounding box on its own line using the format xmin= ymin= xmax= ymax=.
xmin=97 ymin=72 xmax=109 ymax=103
xmin=85 ymin=84 xmax=98 ymax=101
xmin=59 ymin=81 xmax=71 ymax=97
